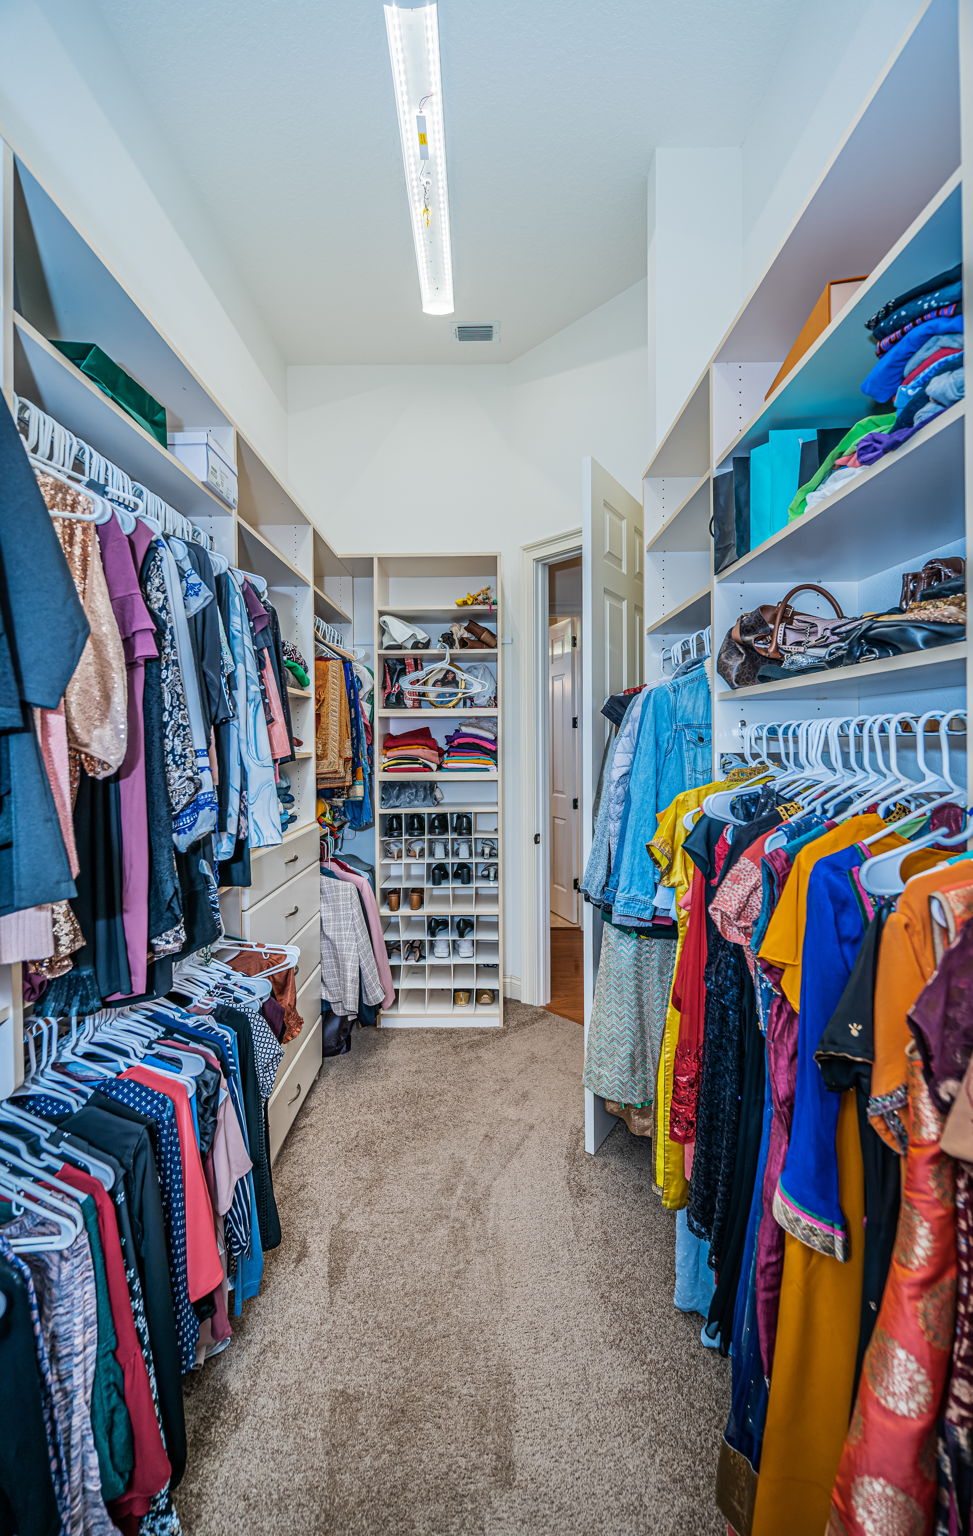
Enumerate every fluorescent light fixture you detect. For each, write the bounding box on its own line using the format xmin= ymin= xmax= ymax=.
xmin=384 ymin=2 xmax=454 ymax=316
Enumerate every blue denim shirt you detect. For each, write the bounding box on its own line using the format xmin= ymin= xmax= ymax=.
xmin=610 ymin=665 xmax=712 ymax=925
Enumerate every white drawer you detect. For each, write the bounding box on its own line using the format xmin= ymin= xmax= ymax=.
xmin=240 ymin=864 xmax=319 ymax=949
xmin=269 ymin=1015 xmax=323 ymax=1162
xmin=279 ymin=966 xmax=321 ymax=1076
xmin=291 ymin=911 xmax=319 ymax=989
xmin=245 ymin=826 xmax=319 ymax=909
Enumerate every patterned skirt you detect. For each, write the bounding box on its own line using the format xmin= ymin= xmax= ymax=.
xmin=583 ymin=924 xmax=676 ymax=1107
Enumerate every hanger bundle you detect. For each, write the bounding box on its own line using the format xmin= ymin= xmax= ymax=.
xmin=661 ymin=625 xmax=711 ymax=675
xmin=314 ymin=615 xmax=357 ymax=662
xmin=16 ymin=394 xmax=213 ymax=549
xmin=399 ymin=646 xmax=491 ymax=707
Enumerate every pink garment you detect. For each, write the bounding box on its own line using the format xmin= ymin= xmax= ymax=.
xmin=103 ymin=520 xmax=159 ymax=997
xmin=196 ymin=1084 xmax=253 ymax=1361
xmin=122 ymin=1064 xmax=225 ymax=1301
xmin=260 ymin=653 xmax=291 ymax=762
xmin=325 ymin=857 xmax=396 ymax=1009
xmin=0 ymin=906 xmax=54 ymax=964
xmin=36 ymin=702 xmax=78 ymax=876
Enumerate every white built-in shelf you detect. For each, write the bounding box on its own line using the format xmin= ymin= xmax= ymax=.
xmin=646 ymin=585 xmax=711 ymax=636
xmin=646 ymin=472 xmax=711 ymax=552
xmin=313 ymin=583 xmax=352 ymax=626
xmin=717 ymin=641 xmax=967 ymax=703
xmin=251 ymin=821 xmax=318 ymax=854
xmin=12 ymin=312 xmax=234 ymax=525
xmin=380 ymin=648 xmax=498 ymax=660
xmin=379 ymin=708 xmax=499 ymax=718
xmin=378 ymin=772 xmax=498 ymax=782
xmin=719 ymin=402 xmax=965 ymax=585
xmin=237 ymin=520 xmax=308 ymax=588
xmin=714 ymin=171 xmax=962 ymax=466
xmin=643 ymin=371 xmax=710 ymax=479
xmin=380 ymin=606 xmax=498 ymax=620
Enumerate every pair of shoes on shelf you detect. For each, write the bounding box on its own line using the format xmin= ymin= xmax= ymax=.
xmin=405 ymin=940 xmax=425 ymax=963
xmin=477 ymin=839 xmax=497 ymax=858
xmin=477 ymin=864 xmax=498 ymax=883
xmin=429 ymin=863 xmax=471 ymax=886
xmin=386 ymin=889 xmax=424 ymax=912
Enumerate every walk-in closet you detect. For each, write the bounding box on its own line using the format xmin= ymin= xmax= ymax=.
xmin=2 ymin=0 xmax=973 ymax=1532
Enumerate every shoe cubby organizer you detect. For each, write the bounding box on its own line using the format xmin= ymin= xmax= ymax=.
xmin=373 ymin=554 xmax=503 ymax=1028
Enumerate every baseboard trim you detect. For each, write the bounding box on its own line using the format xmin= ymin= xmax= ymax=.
xmin=503 ymin=974 xmax=522 ymax=1002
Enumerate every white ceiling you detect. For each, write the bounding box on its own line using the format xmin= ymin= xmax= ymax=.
xmin=83 ymin=0 xmax=803 ymax=365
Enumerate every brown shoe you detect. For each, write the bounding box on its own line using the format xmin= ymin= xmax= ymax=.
xmin=476 ymin=989 xmax=496 ymax=1006
xmin=409 ymin=888 xmax=424 ymax=910
xmin=387 ymin=890 xmax=401 ymax=912
xmin=464 ymin=621 xmax=496 ymax=648
xmin=453 ymin=988 xmax=472 ymax=1007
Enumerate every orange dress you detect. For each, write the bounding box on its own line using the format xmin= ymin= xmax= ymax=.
xmin=828 ymin=1049 xmax=957 ymax=1535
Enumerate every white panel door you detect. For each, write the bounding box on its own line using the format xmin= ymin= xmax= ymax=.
xmin=549 ymin=617 xmax=580 ymax=925
xmin=581 ymin=459 xmax=643 ymax=1154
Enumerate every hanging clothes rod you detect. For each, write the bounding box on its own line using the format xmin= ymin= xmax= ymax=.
xmin=15 ymin=394 xmax=214 ymax=550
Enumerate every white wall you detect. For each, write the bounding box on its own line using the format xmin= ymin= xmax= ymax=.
xmin=0 ymin=0 xmax=289 ymax=469
xmin=288 ymin=281 xmax=649 ymax=994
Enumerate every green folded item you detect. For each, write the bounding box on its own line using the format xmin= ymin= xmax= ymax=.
xmin=787 ymin=414 xmax=896 ymax=522
xmin=284 ymin=658 xmax=310 ymax=690
xmin=52 ymin=341 xmax=168 ymax=445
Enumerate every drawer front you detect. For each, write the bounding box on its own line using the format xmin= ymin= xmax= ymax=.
xmin=279 ymin=966 xmax=322 ymax=1076
xmin=291 ymin=911 xmax=319 ymax=989
xmin=241 ymin=864 xmax=318 ymax=949
xmin=244 ymin=826 xmax=319 ymax=909
xmin=269 ymin=1016 xmax=323 ymax=1162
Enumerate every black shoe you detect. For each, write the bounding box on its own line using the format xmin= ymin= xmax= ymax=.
xmin=456 ymin=917 xmax=475 ymax=937
xmin=430 ymin=863 xmax=450 ymax=886
xmin=406 ymin=814 xmax=424 ymax=837
xmin=453 ymin=863 xmax=472 ymax=885
xmin=385 ymin=815 xmax=403 ymax=836
xmin=428 ymin=916 xmax=449 ymax=936
xmin=452 ymin=813 xmax=472 ymax=836
xmin=429 ymin=813 xmax=448 ymax=836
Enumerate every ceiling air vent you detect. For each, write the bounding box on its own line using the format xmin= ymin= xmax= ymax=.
xmin=452 ymin=322 xmax=500 ymax=343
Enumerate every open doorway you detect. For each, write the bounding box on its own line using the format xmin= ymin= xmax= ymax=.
xmin=547 ymin=558 xmax=583 ymax=1022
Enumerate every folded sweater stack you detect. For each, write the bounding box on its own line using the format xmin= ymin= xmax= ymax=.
xmin=441 ymin=720 xmax=498 ymax=773
xmin=381 ymin=725 xmax=443 ymax=774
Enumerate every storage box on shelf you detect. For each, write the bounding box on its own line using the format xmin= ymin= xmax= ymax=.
xmin=373 ymin=554 xmax=503 ymax=1027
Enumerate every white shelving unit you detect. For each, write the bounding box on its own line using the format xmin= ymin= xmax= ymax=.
xmin=371 ymin=554 xmax=504 ymax=1028
xmin=0 ymin=138 xmax=359 ymax=1150
xmin=642 ymin=0 xmax=970 ymax=791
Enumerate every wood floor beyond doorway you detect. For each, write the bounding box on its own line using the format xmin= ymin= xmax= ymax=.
xmin=547 ymin=924 xmax=583 ymax=1023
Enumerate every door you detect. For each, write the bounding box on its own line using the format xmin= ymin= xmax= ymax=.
xmin=549 ymin=617 xmax=580 ymax=924
xmin=581 ymin=459 xmax=643 ymax=1154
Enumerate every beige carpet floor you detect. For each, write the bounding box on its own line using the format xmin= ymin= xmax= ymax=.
xmin=178 ymin=1003 xmax=729 ymax=1535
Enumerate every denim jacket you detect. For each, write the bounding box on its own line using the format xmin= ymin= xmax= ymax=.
xmin=581 ymin=687 xmax=647 ymax=907
xmin=610 ymin=665 xmax=712 ymax=926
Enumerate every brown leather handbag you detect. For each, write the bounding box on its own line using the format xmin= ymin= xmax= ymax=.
xmin=899 ymin=556 xmax=965 ymax=610
xmin=717 ymin=582 xmax=846 ymax=690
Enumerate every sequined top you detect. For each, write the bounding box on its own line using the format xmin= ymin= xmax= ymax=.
xmin=40 ymin=478 xmax=128 ymax=784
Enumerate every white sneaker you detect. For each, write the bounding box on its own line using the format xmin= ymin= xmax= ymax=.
xmin=453 ymin=938 xmax=474 ymax=958
xmin=432 ymin=938 xmax=450 ymax=958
